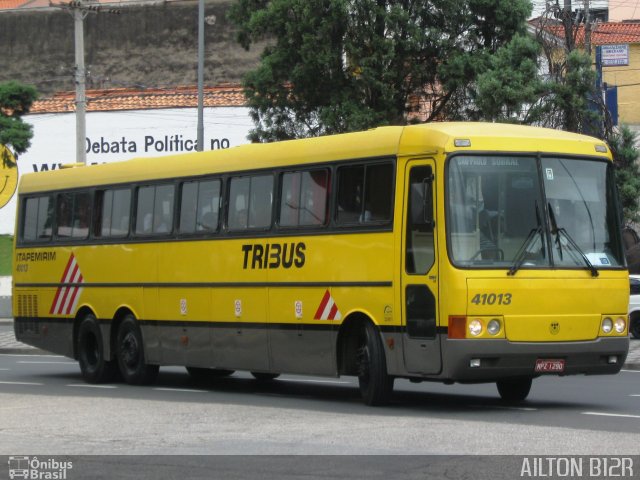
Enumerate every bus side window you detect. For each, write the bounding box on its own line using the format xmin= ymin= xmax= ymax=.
xmin=179 ymin=179 xmax=220 ymax=234
xmin=56 ymin=192 xmax=91 ymax=239
xmin=135 ymin=184 xmax=174 ymax=235
xmin=56 ymin=193 xmax=73 ymax=238
xmin=22 ymin=195 xmax=53 ymax=242
xmin=279 ymin=168 xmax=329 ymax=227
xmin=228 ymin=175 xmax=273 ymax=231
xmin=336 ymin=165 xmax=364 ymax=224
xmin=96 ymin=189 xmax=131 ymax=238
xmin=364 ymin=163 xmax=393 ymax=222
xmin=336 ymin=162 xmax=393 ymax=225
xmin=153 ymin=185 xmax=175 ymax=234
xmin=248 ymin=175 xmax=273 ymax=229
xmin=72 ymin=192 xmax=91 ymax=238
xmin=228 ymin=177 xmax=249 ymax=230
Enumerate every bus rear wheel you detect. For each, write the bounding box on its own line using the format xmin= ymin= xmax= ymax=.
xmin=77 ymin=313 xmax=117 ymax=383
xmin=116 ymin=314 xmax=159 ymax=385
xmin=357 ymin=322 xmax=394 ymax=406
xmin=496 ymin=377 xmax=532 ymax=403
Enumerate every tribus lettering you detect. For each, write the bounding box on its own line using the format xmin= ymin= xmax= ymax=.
xmin=242 ymin=242 xmax=306 ymax=269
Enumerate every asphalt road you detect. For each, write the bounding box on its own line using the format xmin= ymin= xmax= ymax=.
xmin=1 ymin=353 xmax=639 ymax=457
xmin=2 ymin=319 xmax=639 ymax=479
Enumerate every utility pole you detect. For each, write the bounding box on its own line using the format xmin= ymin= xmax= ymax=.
xmin=197 ymin=0 xmax=204 ymax=152
xmin=584 ymin=0 xmax=592 ymax=56
xmin=196 ymin=3 xmax=215 ymax=152
xmin=563 ymin=0 xmax=575 ymax=51
xmin=73 ymin=5 xmax=87 ymax=165
xmin=53 ymin=1 xmax=120 ymax=164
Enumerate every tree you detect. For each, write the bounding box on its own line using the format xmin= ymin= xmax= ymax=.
xmin=527 ymin=3 xmax=608 ymax=137
xmin=0 ymin=81 xmax=38 ymax=166
xmin=609 ymin=125 xmax=640 ymax=225
xmin=229 ymin=0 xmax=534 ymax=141
xmin=473 ymin=33 xmax=543 ymax=122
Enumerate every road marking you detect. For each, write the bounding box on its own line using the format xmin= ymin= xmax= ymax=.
xmin=18 ymin=360 xmax=76 ymax=365
xmin=0 ymin=368 xmax=9 ymax=371
xmin=582 ymin=411 xmax=640 ymax=419
xmin=279 ymin=378 xmax=351 ymax=385
xmin=470 ymin=404 xmax=537 ymax=412
xmin=630 ymin=394 xmax=640 ymax=397
xmin=153 ymin=387 xmax=208 ymax=393
xmin=67 ymin=384 xmax=118 ymax=389
xmin=0 ymin=354 xmax=64 ymax=358
xmin=621 ymin=369 xmax=640 ymax=373
xmin=0 ymin=380 xmax=43 ymax=386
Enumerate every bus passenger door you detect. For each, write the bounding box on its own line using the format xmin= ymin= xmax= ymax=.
xmin=401 ymin=160 xmax=441 ymax=374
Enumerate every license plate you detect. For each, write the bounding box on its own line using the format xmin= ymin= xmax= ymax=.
xmin=534 ymin=358 xmax=565 ymax=373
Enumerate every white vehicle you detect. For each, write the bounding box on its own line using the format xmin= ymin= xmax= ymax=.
xmin=628 ymin=275 xmax=640 ymax=339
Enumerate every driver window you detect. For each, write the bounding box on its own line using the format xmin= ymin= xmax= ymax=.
xmin=406 ymin=166 xmax=434 ymax=275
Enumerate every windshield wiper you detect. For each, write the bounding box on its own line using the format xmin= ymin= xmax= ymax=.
xmin=508 ymin=202 xmax=544 ymax=276
xmin=548 ymin=203 xmax=599 ymax=277
xmin=507 ymin=226 xmax=542 ymax=276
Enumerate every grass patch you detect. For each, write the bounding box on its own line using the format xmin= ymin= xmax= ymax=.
xmin=0 ymin=235 xmax=13 ymax=276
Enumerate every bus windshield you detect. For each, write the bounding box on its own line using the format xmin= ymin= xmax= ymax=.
xmin=447 ymin=155 xmax=624 ymax=270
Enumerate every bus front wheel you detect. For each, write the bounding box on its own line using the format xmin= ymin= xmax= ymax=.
xmin=77 ymin=313 xmax=117 ymax=383
xmin=496 ymin=377 xmax=532 ymax=403
xmin=357 ymin=322 xmax=394 ymax=406
xmin=116 ymin=314 xmax=159 ymax=385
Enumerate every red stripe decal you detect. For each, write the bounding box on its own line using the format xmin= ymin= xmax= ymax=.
xmin=314 ymin=290 xmax=331 ymax=319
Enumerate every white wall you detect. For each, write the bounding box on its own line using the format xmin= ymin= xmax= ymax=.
xmin=0 ymin=106 xmax=253 ymax=234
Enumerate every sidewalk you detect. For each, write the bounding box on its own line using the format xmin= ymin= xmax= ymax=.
xmin=1 ymin=318 xmax=639 ymax=369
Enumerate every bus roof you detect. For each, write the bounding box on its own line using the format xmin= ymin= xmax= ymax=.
xmin=18 ymin=122 xmax=611 ymax=193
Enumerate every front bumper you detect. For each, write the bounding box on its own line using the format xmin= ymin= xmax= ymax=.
xmin=440 ymin=336 xmax=629 ymax=382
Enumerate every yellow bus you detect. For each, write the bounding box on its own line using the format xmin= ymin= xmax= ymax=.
xmin=13 ymin=122 xmax=630 ymax=405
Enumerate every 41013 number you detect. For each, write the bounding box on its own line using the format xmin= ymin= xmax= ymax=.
xmin=470 ymin=293 xmax=512 ymax=305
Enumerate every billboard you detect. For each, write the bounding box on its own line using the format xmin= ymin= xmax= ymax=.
xmin=601 ymin=44 xmax=630 ymax=66
xmin=0 ymin=106 xmax=253 ymax=234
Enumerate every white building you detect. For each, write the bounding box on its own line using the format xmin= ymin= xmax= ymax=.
xmin=0 ymin=85 xmax=253 ymax=234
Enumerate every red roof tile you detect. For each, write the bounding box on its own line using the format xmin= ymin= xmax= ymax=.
xmin=30 ymin=84 xmax=247 ymax=114
xmin=0 ymin=0 xmax=169 ymax=10
xmin=0 ymin=0 xmax=30 ymax=9
xmin=544 ymin=22 xmax=640 ymax=45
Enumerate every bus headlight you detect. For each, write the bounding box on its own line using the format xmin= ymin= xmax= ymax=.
xmin=614 ymin=317 xmax=626 ymax=333
xmin=487 ymin=318 xmax=501 ymax=336
xmin=602 ymin=317 xmax=613 ymax=334
xmin=468 ymin=319 xmax=483 ymax=336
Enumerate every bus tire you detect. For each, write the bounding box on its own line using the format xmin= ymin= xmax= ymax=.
xmin=630 ymin=313 xmax=640 ymax=339
xmin=116 ymin=314 xmax=159 ymax=385
xmin=186 ymin=367 xmax=235 ymax=380
xmin=251 ymin=372 xmax=280 ymax=381
xmin=77 ymin=314 xmax=117 ymax=384
xmin=357 ymin=322 xmax=394 ymax=406
xmin=497 ymin=377 xmax=532 ymax=403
